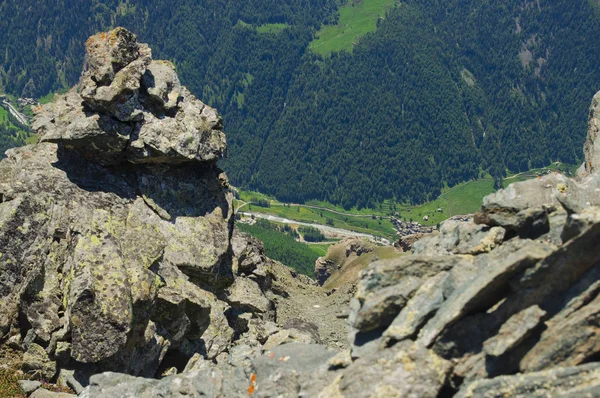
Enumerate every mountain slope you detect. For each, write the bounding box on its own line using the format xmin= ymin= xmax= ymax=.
xmin=1 ymin=0 xmax=600 ymax=208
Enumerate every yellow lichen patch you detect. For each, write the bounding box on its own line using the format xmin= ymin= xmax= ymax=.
xmin=557 ymin=183 xmax=568 ymax=193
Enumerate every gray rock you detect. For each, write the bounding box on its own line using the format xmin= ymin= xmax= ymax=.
xmin=327 ymin=350 xmax=352 ymax=369
xmin=231 ymin=230 xmax=266 ymax=275
xmin=520 ymin=287 xmax=600 ymax=372
xmin=348 ymin=276 xmax=421 ymax=332
xmin=79 ymin=29 xmax=151 ymax=122
xmin=413 ymin=219 xmax=505 ymax=256
xmin=473 ymin=174 xmax=570 ymax=237
xmin=54 ymin=342 xmax=71 ymax=365
xmin=22 ymin=343 xmax=57 ymax=380
xmin=29 ymin=389 xmax=77 ymax=398
xmin=418 ymin=240 xmax=553 ymax=347
xmin=384 ymin=272 xmax=448 ymax=341
xmin=456 ymin=362 xmax=600 ymax=398
xmin=67 ymin=233 xmax=132 ymax=364
xmin=18 ymin=380 xmax=41 ymax=395
xmin=252 ymin=343 xmax=337 ymax=396
xmin=354 ymin=255 xmax=463 ymax=300
xmin=246 ymin=319 xmax=279 ymax=344
xmin=83 ymin=28 xmax=144 ymax=86
xmin=33 ymin=27 xmax=226 ymax=166
xmin=141 ymin=60 xmax=182 ymax=113
xmin=87 ymin=369 xmax=247 ymax=398
xmin=349 ymin=329 xmax=386 ymax=359
xmin=483 ymin=305 xmax=546 ymax=357
xmin=319 ymin=341 xmax=451 ymax=398
xmin=584 ymin=89 xmax=600 ymax=175
xmin=226 ymin=277 xmax=271 ymax=314
xmin=35 ymin=90 xmax=133 ymax=166
xmin=557 ymin=173 xmax=600 ymax=215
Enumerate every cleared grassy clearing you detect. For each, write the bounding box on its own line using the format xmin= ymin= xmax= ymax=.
xmin=310 ymin=0 xmax=396 ymax=56
xmin=256 ymin=23 xmax=289 ymax=34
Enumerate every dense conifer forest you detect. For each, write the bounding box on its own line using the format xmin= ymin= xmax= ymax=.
xmin=1 ymin=0 xmax=600 ymax=208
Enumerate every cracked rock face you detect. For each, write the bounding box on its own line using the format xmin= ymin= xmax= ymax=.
xmin=33 ymin=27 xmax=226 ymax=166
xmin=0 ymin=27 xmax=282 ymax=384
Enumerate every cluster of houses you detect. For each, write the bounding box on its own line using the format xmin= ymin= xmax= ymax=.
xmin=390 ymin=217 xmax=435 ymax=237
xmin=17 ymin=97 xmax=37 ymax=106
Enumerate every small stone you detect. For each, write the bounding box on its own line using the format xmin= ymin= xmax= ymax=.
xmin=18 ymin=380 xmax=41 ymax=395
xmin=22 ymin=343 xmax=57 ymax=380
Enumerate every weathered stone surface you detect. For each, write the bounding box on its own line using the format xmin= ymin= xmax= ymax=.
xmin=557 ymin=173 xmax=600 ymax=215
xmin=246 ymin=319 xmax=279 ymax=344
xmin=33 ymin=27 xmax=226 ymax=166
xmin=68 ymin=233 xmax=132 ymax=363
xmin=520 ymin=288 xmax=600 ymax=372
xmin=22 ymin=343 xmax=57 ymax=380
xmin=319 ymin=341 xmax=451 ymax=398
xmin=0 ymin=27 xmax=245 ymax=386
xmin=87 ymin=369 xmax=247 ymax=398
xmin=141 ymin=60 xmax=182 ymax=113
xmin=413 ymin=219 xmax=505 ymax=256
xmin=127 ymin=96 xmax=226 ymax=164
xmin=419 ymin=240 xmax=553 ymax=347
xmin=34 ymin=91 xmax=133 ymax=165
xmin=226 ymin=277 xmax=271 ymax=314
xmin=456 ymin=363 xmax=600 ymax=398
xmin=473 ymin=174 xmax=570 ymax=237
xmin=231 ymin=230 xmax=266 ymax=275
xmin=483 ymin=305 xmax=546 ymax=357
xmin=18 ymin=380 xmax=41 ymax=395
xmin=584 ymin=89 xmax=600 ymax=175
xmin=384 ymin=272 xmax=448 ymax=341
xmin=29 ymin=389 xmax=77 ymax=398
xmin=80 ymin=28 xmax=151 ymax=121
xmin=355 ymin=255 xmax=463 ymax=300
xmin=348 ymin=276 xmax=421 ymax=332
xmin=252 ymin=343 xmax=337 ymax=397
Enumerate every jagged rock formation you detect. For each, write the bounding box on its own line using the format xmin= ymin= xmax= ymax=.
xmin=6 ymin=27 xmax=600 ymax=398
xmin=0 ymin=28 xmax=350 ymax=397
xmin=87 ymin=86 xmax=600 ymax=397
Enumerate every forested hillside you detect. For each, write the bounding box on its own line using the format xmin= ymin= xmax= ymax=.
xmin=1 ymin=0 xmax=599 ymax=208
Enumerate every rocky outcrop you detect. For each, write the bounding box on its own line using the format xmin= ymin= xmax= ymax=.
xmin=314 ymin=237 xmax=375 ymax=285
xmin=33 ymin=27 xmax=225 ymax=166
xmin=0 ymin=28 xmax=351 ymax=394
xmin=338 ymin=153 xmax=600 ymax=394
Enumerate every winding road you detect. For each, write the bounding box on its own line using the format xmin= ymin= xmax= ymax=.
xmin=1 ymin=99 xmax=29 ymax=126
xmin=239 ymin=211 xmax=392 ymax=246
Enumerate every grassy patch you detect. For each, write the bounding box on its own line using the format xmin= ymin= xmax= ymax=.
xmin=310 ymin=0 xmax=396 ymax=56
xmin=38 ymin=88 xmax=69 ymax=105
xmin=323 ymin=246 xmax=403 ymax=289
xmin=0 ymin=367 xmax=25 ymax=398
xmin=307 ymin=242 xmax=334 ymax=257
xmin=256 ymin=23 xmax=289 ymax=34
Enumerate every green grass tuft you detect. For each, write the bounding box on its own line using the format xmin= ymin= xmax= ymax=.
xmin=0 ymin=367 xmax=25 ymax=398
